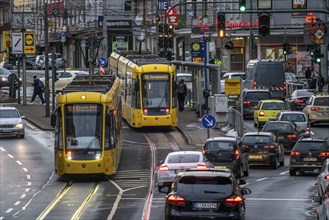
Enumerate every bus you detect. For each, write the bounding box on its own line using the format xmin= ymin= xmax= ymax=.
xmin=51 ymin=75 xmax=122 ymax=176
xmin=109 ymin=50 xmax=177 ymax=128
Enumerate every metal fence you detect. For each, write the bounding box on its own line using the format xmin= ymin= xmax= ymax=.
xmin=227 ymin=107 xmax=243 ymax=138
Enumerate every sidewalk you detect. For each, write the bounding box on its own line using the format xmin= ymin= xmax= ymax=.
xmin=6 ymin=103 xmax=226 ymax=146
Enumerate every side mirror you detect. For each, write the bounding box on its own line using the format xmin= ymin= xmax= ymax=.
xmin=158 ymin=186 xmax=171 ymax=194
xmin=238 ymin=179 xmax=246 ymax=185
xmin=241 ymin=187 xmax=252 ymax=195
xmin=158 ymin=160 xmax=164 ymax=166
xmin=313 ymin=195 xmax=322 ymax=203
xmin=50 ymin=113 xmax=56 ymax=127
xmin=21 ymin=115 xmax=26 ymax=119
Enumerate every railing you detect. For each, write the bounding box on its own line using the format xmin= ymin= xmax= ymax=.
xmin=227 ymin=107 xmax=243 ymax=137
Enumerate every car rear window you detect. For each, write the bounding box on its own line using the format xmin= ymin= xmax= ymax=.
xmin=281 ymin=114 xmax=306 ymax=122
xmin=263 ymin=123 xmax=294 ymax=133
xmin=262 ymin=102 xmax=286 ymax=110
xmin=167 ymin=154 xmax=200 ymax=163
xmin=205 ymin=141 xmax=235 ymax=152
xmin=242 ymin=135 xmax=271 ymax=144
xmin=178 ymin=176 xmax=232 ymax=194
xmin=314 ymin=97 xmax=329 ymax=106
xmin=256 ymin=64 xmax=285 ymax=81
xmin=245 ymin=92 xmax=271 ymax=100
xmin=294 ymin=90 xmax=313 ymax=97
xmin=0 ymin=110 xmax=20 ymax=118
xmin=294 ymin=141 xmax=328 ymax=153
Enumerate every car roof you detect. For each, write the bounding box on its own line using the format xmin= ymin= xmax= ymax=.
xmin=167 ymin=151 xmax=203 ymax=156
xmin=312 ymin=95 xmax=329 ymax=98
xmin=206 ymin=136 xmax=238 ymax=142
xmin=177 ymin=73 xmax=192 ymax=76
xmin=177 ymin=169 xmax=232 ymax=178
xmin=260 ymin=99 xmax=284 ymax=103
xmin=224 ymin=72 xmax=245 ymax=75
xmin=265 ymin=121 xmax=293 ymax=125
xmin=278 ymin=111 xmax=306 ymax=115
xmin=0 ymin=106 xmax=18 ymax=110
xmin=243 ymin=88 xmax=270 ymax=93
xmin=298 ymin=137 xmax=327 ymax=142
xmin=243 ymin=132 xmax=273 ymax=136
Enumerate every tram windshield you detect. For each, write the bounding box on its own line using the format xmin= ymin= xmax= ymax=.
xmin=141 ymin=73 xmax=170 ymax=108
xmin=64 ymin=104 xmax=103 ymax=150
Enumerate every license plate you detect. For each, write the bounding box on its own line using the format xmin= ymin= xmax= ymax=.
xmin=194 ymin=203 xmax=218 ymax=209
xmin=278 ymin=136 xmax=284 ymax=140
xmin=303 ymin=158 xmax=317 ymax=162
xmin=215 ymin=166 xmax=227 ymax=169
xmin=174 ymin=169 xmax=184 ymax=174
xmin=250 ymin=155 xmax=262 ymax=159
xmin=322 ymin=112 xmax=329 ymax=115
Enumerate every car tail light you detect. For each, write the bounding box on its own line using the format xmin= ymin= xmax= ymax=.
xmin=233 ymin=149 xmax=240 ymax=160
xmin=324 ymin=175 xmax=329 ymax=180
xmin=225 ymin=195 xmax=243 ymax=207
xmin=143 ymin=108 xmax=148 ymax=114
xmin=202 ymin=149 xmax=206 ymax=154
xmin=311 ymin=107 xmax=320 ymax=111
xmin=243 ymin=101 xmax=251 ymax=105
xmin=242 ymin=145 xmax=249 ymax=149
xmin=159 ymin=165 xmax=169 ymax=171
xmin=284 ymin=81 xmax=286 ymax=91
xmin=253 ymin=81 xmax=257 ymax=89
xmin=196 ymin=163 xmax=208 ymax=169
xmin=264 ymin=145 xmax=276 ymax=149
xmin=290 ymin=151 xmax=301 ymax=156
xmin=294 ymin=99 xmax=304 ymax=103
xmin=287 ymin=134 xmax=297 ymax=139
xmin=167 ymin=194 xmax=185 ymax=206
xmin=306 ymin=127 xmax=310 ymax=131
xmin=259 ymin=111 xmax=265 ymax=116
xmin=320 ymin=152 xmax=329 ymax=157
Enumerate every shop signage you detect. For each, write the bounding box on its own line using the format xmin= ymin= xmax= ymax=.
xmin=107 ymin=20 xmax=132 ymax=28
xmin=157 ymin=0 xmax=169 ymax=11
xmin=226 ymin=21 xmax=259 ymax=30
xmin=304 ymin=22 xmax=329 ymax=44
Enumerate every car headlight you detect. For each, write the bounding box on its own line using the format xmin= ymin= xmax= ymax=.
xmin=2 ymin=77 xmax=7 ymax=81
xmin=15 ymin=122 xmax=24 ymax=128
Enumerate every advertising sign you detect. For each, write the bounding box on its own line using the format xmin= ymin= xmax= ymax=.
xmin=191 ymin=42 xmax=204 ymax=63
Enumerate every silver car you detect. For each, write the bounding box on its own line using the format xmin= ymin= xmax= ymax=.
xmin=317 ymin=158 xmax=329 ymax=197
xmin=0 ymin=106 xmax=25 ymax=138
xmin=157 ymin=151 xmax=213 ymax=191
xmin=275 ymin=111 xmax=309 ymax=132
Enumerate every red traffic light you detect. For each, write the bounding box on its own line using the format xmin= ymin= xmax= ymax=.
xmin=258 ymin=13 xmax=270 ymax=36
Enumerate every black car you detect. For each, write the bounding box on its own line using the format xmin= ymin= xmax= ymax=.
xmin=236 ymin=89 xmax=271 ymax=119
xmin=262 ymin=121 xmax=300 ymax=152
xmin=0 ymin=68 xmax=20 ymax=89
xmin=241 ymin=132 xmax=285 ymax=169
xmin=202 ymin=137 xmax=249 ymax=178
xmin=160 ymin=168 xmax=251 ymax=220
xmin=289 ymin=137 xmax=329 ymax=176
xmin=286 ymin=89 xmax=314 ymax=111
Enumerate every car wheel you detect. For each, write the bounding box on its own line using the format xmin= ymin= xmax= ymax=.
xmin=243 ymin=164 xmax=249 ymax=177
xmin=289 ymin=169 xmax=296 ymax=176
xmin=18 ymin=134 xmax=25 ymax=139
xmin=237 ymin=166 xmax=243 ymax=178
xmin=271 ymin=156 xmax=278 ymax=169
xmin=279 ymin=158 xmax=284 ymax=166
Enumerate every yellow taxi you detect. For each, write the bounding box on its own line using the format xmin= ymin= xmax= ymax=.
xmin=303 ymin=95 xmax=329 ymax=126
xmin=254 ymin=99 xmax=287 ymax=128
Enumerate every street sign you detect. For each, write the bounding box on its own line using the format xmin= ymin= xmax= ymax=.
xmin=24 ymin=31 xmax=35 ymax=55
xmin=12 ymin=32 xmax=23 ymax=54
xmin=201 ymin=114 xmax=216 ymax=129
xmin=157 ymin=0 xmax=169 ymax=11
xmin=98 ymin=57 xmax=107 ymax=66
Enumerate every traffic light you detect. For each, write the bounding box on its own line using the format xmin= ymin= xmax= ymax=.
xmin=313 ymin=46 xmax=324 ymax=63
xmin=217 ymin=13 xmax=226 ymax=39
xmin=258 ymin=13 xmax=270 ymax=36
xmin=168 ymin=25 xmax=174 ymax=48
xmin=283 ymin=42 xmax=290 ymax=55
xmin=158 ymin=24 xmax=165 ymax=48
xmin=225 ymin=40 xmax=234 ymax=50
xmin=239 ymin=0 xmax=246 ymax=12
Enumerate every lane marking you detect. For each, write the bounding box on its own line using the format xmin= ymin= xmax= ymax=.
xmin=0 ymin=147 xmax=5 ymax=152
xmin=27 ymin=175 xmax=31 ymax=179
xmin=246 ymin=198 xmax=309 ymax=201
xmin=5 ymin=208 xmax=13 ymax=213
xmin=8 ymin=154 xmax=14 ymax=158
xmin=27 ymin=182 xmax=31 ymax=186
xmin=280 ymin=171 xmax=289 ymax=175
xmin=0 ymin=217 xmax=4 ymax=220
xmin=14 ymin=201 xmax=21 ymax=206
xmin=20 ymin=194 xmax=26 ymax=199
xmin=16 ymin=160 xmax=22 ymax=165
xmin=256 ymin=177 xmax=268 ymax=182
xmin=25 ymin=188 xmax=30 ymax=192
xmin=23 ymin=168 xmax=28 ymax=172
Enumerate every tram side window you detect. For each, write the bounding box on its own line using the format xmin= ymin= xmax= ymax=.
xmin=133 ymin=78 xmax=141 ymax=108
xmin=55 ymin=110 xmax=63 ymax=149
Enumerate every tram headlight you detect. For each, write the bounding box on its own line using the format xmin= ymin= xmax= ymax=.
xmin=66 ymin=151 xmax=72 ymax=160
xmin=95 ymin=153 xmax=102 ymax=160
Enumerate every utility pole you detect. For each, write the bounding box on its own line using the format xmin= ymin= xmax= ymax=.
xmin=44 ymin=3 xmax=50 ymax=117
xmin=249 ymin=0 xmax=254 ymax=60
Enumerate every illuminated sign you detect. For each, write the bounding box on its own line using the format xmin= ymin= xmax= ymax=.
xmin=226 ymin=21 xmax=259 ymax=30
xmin=66 ymin=105 xmax=98 ymax=112
xmin=143 ymin=74 xmax=169 ymax=80
xmin=305 ymin=12 xmax=317 ymax=23
xmin=304 ymin=23 xmax=328 ymax=44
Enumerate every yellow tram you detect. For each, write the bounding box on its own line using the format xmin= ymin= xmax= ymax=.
xmin=51 ymin=75 xmax=122 ymax=176
xmin=109 ymin=50 xmax=177 ymax=128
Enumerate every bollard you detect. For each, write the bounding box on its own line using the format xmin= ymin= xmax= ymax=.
xmin=8 ymin=73 xmax=18 ymax=99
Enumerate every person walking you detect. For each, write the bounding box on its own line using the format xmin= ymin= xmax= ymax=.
xmin=308 ymin=74 xmax=317 ymax=90
xmin=177 ymin=79 xmax=187 ymax=111
xmin=31 ymin=75 xmax=45 ymax=104
xmin=305 ymin=67 xmax=312 ymax=79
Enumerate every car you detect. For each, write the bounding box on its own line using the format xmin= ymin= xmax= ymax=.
xmin=286 ymin=89 xmax=314 ymax=111
xmin=253 ymin=99 xmax=287 ymax=128
xmin=262 ymin=120 xmax=300 ymax=152
xmin=160 ymin=168 xmax=251 ymax=220
xmin=202 ymin=137 xmax=249 ymax=178
xmin=241 ymin=132 xmax=285 ymax=168
xmin=236 ymin=89 xmax=271 ymax=119
xmin=314 ymin=185 xmax=329 ymax=220
xmin=25 ymin=56 xmax=36 ymax=70
xmin=275 ymin=111 xmax=309 ymax=133
xmin=157 ymin=151 xmax=214 ymax=191
xmin=0 ymin=62 xmax=14 ymax=70
xmin=0 ymin=68 xmax=20 ymax=89
xmin=316 ymin=158 xmax=329 ymax=197
xmin=303 ymin=95 xmax=329 ymax=125
xmin=289 ymin=137 xmax=329 ymax=176
xmin=39 ymin=70 xmax=89 ymax=91
xmin=33 ymin=55 xmax=45 ymax=70
xmin=221 ymin=72 xmax=245 ymax=94
xmin=0 ymin=106 xmax=25 ymax=138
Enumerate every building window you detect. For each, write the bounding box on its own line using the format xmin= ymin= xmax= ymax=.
xmin=124 ymin=1 xmax=132 ymax=11
xmin=258 ymin=0 xmax=272 ymax=9
xmin=292 ymin=0 xmax=307 ymax=16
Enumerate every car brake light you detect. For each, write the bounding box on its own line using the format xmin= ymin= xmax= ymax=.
xmin=259 ymin=111 xmax=265 ymax=116
xmin=311 ymin=107 xmax=320 ymax=111
xmin=196 ymin=163 xmax=208 ymax=169
xmin=159 ymin=165 xmax=169 ymax=171
xmin=253 ymin=81 xmax=257 ymax=89
xmin=306 ymin=127 xmax=310 ymax=131
xmin=320 ymin=152 xmax=329 ymax=157
xmin=287 ymin=134 xmax=297 ymax=139
xmin=324 ymin=175 xmax=329 ymax=180
xmin=294 ymin=99 xmax=304 ymax=103
xmin=242 ymin=145 xmax=249 ymax=149
xmin=290 ymin=151 xmax=301 ymax=156
xmin=225 ymin=195 xmax=243 ymax=207
xmin=202 ymin=149 xmax=206 ymax=154
xmin=233 ymin=149 xmax=240 ymax=160
xmin=243 ymin=101 xmax=251 ymax=105
xmin=264 ymin=145 xmax=276 ymax=149
xmin=167 ymin=194 xmax=185 ymax=206
xmin=284 ymin=81 xmax=286 ymax=91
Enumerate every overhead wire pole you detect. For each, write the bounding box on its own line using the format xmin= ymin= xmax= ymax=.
xmin=44 ymin=3 xmax=50 ymax=117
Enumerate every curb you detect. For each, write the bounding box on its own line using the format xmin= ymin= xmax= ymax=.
xmin=176 ymin=125 xmax=192 ymax=145
xmin=24 ymin=117 xmax=54 ymax=131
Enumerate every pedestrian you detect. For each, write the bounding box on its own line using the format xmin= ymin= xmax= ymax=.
xmin=305 ymin=67 xmax=312 ymax=79
xmin=31 ymin=75 xmax=45 ymax=104
xmin=177 ymin=79 xmax=187 ymax=111
xmin=308 ymin=74 xmax=317 ymax=90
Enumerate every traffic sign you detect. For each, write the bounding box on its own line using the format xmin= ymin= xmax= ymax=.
xmin=201 ymin=114 xmax=216 ymax=129
xmin=24 ymin=31 xmax=35 ymax=55
xmin=98 ymin=57 xmax=107 ymax=66
xmin=12 ymin=32 xmax=23 ymax=54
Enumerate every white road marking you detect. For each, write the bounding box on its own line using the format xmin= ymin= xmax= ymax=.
xmin=8 ymin=154 xmax=14 ymax=158
xmin=0 ymin=217 xmax=4 ymax=220
xmin=280 ymin=171 xmax=289 ymax=175
xmin=16 ymin=160 xmax=22 ymax=165
xmin=26 ymin=175 xmax=31 ymax=179
xmin=256 ymin=177 xmax=268 ymax=182
xmin=246 ymin=198 xmax=309 ymax=201
xmin=27 ymin=182 xmax=31 ymax=186
xmin=23 ymin=168 xmax=28 ymax=172
xmin=25 ymin=188 xmax=30 ymax=192
xmin=5 ymin=208 xmax=13 ymax=213
xmin=20 ymin=194 xmax=26 ymax=199
xmin=0 ymin=147 xmax=5 ymax=152
xmin=14 ymin=201 xmax=21 ymax=206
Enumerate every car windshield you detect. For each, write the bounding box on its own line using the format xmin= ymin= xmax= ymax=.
xmin=281 ymin=114 xmax=306 ymax=122
xmin=205 ymin=141 xmax=235 ymax=152
xmin=0 ymin=110 xmax=20 ymax=118
xmin=293 ymin=90 xmax=313 ymax=97
xmin=262 ymin=102 xmax=286 ymax=110
xmin=167 ymin=154 xmax=200 ymax=163
xmin=294 ymin=141 xmax=328 ymax=153
xmin=246 ymin=92 xmax=270 ymax=100
xmin=0 ymin=68 xmax=11 ymax=75
xmin=314 ymin=97 xmax=329 ymax=106
xmin=242 ymin=135 xmax=271 ymax=144
xmin=263 ymin=123 xmax=294 ymax=133
xmin=178 ymin=176 xmax=232 ymax=194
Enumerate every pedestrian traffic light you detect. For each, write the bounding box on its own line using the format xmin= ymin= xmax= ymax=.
xmin=239 ymin=0 xmax=246 ymax=12
xmin=217 ymin=12 xmax=226 ymax=39
xmin=258 ymin=13 xmax=270 ymax=36
xmin=283 ymin=42 xmax=290 ymax=55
